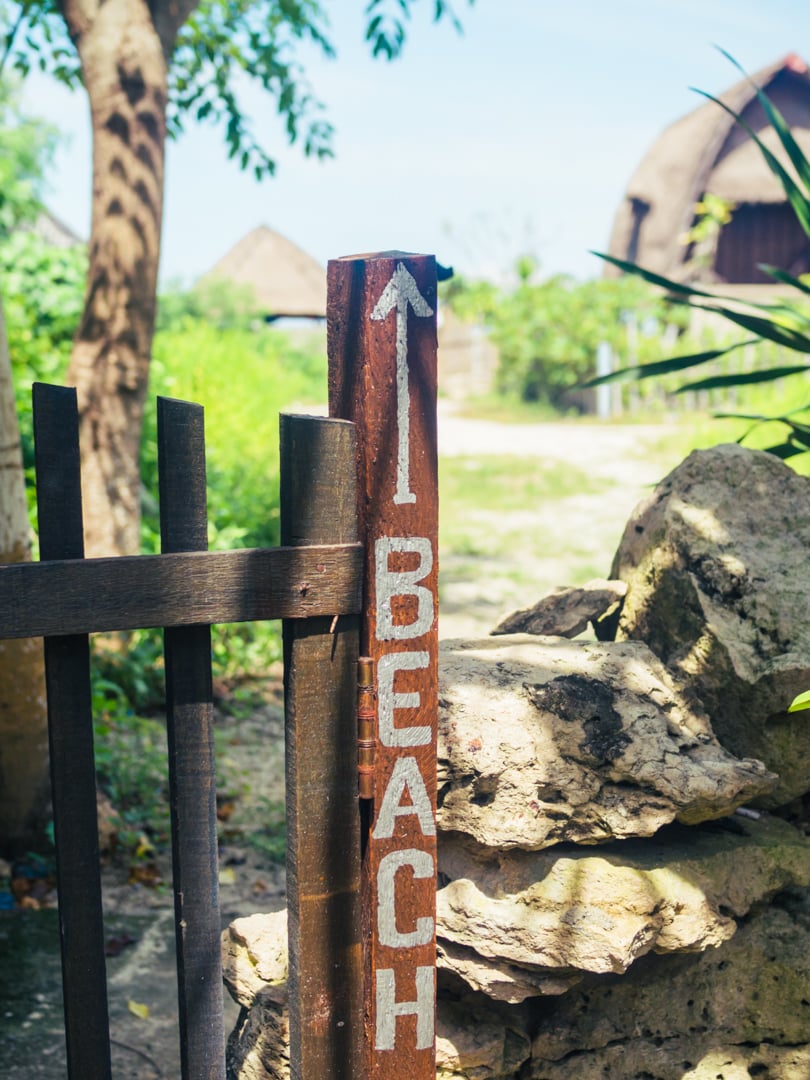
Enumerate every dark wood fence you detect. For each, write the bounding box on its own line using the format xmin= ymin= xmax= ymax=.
xmin=0 ymin=385 xmax=363 ymax=1080
xmin=0 ymin=249 xmax=441 ymax=1080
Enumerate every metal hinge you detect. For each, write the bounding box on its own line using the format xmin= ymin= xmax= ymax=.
xmin=357 ymin=656 xmax=377 ymax=801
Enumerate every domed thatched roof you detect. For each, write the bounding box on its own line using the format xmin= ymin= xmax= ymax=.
xmin=201 ymin=225 xmax=326 ymax=318
xmin=607 ymin=55 xmax=810 ymax=284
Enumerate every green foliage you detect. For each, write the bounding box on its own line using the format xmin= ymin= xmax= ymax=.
xmin=0 ymin=78 xmax=57 ymax=234
xmin=145 ymin=318 xmax=327 ymax=552
xmin=789 ymin=690 xmax=810 ymax=713
xmin=92 ymin=687 xmax=171 ymax=855
xmin=240 ymin=796 xmax=286 ymax=862
xmin=365 ymin=0 xmax=467 ymax=58
xmin=0 ymin=231 xmax=86 ymax=486
xmin=156 ymin=276 xmax=261 ymax=332
xmin=2 ymin=0 xmax=472 ymax=179
xmin=0 ymin=78 xmax=86 ymax=457
xmin=589 ymin=52 xmax=810 ymax=460
xmin=92 ymin=317 xmax=326 ymax=719
xmin=679 ymin=192 xmax=734 ymax=276
xmin=87 ymin=317 xmax=326 ymax=860
xmin=443 ymin=260 xmax=689 ymax=408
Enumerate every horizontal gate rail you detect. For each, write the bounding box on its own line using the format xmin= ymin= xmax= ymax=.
xmin=0 ymin=542 xmax=362 ymax=638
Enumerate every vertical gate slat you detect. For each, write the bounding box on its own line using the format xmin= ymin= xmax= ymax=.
xmin=157 ymin=396 xmax=226 ymax=1080
xmin=280 ymin=413 xmax=363 ymax=1079
xmin=32 ymin=382 xmax=112 ymax=1080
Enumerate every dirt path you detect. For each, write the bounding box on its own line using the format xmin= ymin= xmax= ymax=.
xmin=437 ymin=405 xmax=684 ymax=640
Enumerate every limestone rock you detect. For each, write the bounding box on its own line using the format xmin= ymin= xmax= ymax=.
xmin=437 ymin=815 xmax=810 ymax=986
xmin=437 ymin=939 xmax=581 ymax=1004
xmin=438 ymin=637 xmax=776 ymax=850
xmin=491 ymin=579 xmax=626 ymax=638
xmin=226 ymin=990 xmax=289 ymax=1080
xmin=528 ymin=1039 xmax=810 ymax=1079
xmin=222 ymin=910 xmax=288 ymax=1010
xmin=436 ymin=999 xmax=531 ymax=1079
xmin=526 ymin=897 xmax=810 ymax=1078
xmin=606 ymin=442 xmax=810 ymax=806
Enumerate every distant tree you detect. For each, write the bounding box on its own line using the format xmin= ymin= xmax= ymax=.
xmin=443 ymin=257 xmax=688 ymax=409
xmin=2 ymin=0 xmax=472 ymax=556
xmin=0 ymin=82 xmax=58 ymax=851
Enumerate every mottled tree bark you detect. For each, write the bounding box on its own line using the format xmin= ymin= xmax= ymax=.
xmin=61 ymin=0 xmax=197 ymax=556
xmin=0 ymin=294 xmax=49 ymax=851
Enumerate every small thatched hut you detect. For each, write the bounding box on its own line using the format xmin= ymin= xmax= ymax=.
xmin=607 ymin=54 xmax=810 ymax=287
xmin=201 ymin=225 xmax=326 ymax=319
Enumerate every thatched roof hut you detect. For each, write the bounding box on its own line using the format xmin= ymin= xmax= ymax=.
xmin=201 ymin=225 xmax=326 ymax=318
xmin=607 ymin=54 xmax=810 ymax=286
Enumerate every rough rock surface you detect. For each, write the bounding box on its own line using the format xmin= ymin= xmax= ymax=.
xmin=437 ymin=815 xmax=810 ymax=988
xmin=221 ymin=914 xmax=532 ymax=1079
xmin=606 ymin=442 xmax=810 ymax=806
xmin=437 ymin=940 xmax=581 ymax=1004
xmin=222 ymin=911 xmax=288 ymax=1010
xmin=438 ymin=637 xmax=775 ymax=850
xmin=491 ymin=579 xmax=626 ymax=638
xmin=526 ymin=896 xmax=810 ymax=1078
xmin=226 ymin=991 xmax=290 ymax=1080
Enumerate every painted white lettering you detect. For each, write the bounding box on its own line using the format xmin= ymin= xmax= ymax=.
xmin=378 ymin=652 xmax=431 ymax=747
xmin=375 ymin=966 xmax=434 ymax=1051
xmin=375 ymin=537 xmax=434 ymax=640
xmin=377 ymin=849 xmax=435 ymax=949
xmin=369 ymin=262 xmax=434 ymax=507
xmin=372 ymin=757 xmax=435 ymax=840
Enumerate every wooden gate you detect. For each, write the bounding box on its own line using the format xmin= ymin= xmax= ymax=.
xmin=0 ymin=250 xmax=440 ymax=1080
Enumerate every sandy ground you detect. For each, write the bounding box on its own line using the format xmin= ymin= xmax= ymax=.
xmin=437 ymin=404 xmax=682 ymax=639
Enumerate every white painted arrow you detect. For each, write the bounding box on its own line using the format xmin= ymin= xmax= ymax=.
xmin=370 ymin=262 xmax=434 ymax=505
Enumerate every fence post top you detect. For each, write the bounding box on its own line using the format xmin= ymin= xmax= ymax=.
xmin=330 ymin=250 xmax=433 ymax=264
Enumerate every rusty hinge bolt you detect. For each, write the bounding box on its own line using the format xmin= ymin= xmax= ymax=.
xmin=357 ymin=656 xmax=377 ymax=801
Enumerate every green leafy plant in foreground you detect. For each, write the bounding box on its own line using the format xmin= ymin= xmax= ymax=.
xmin=587 ymin=49 xmax=810 ymax=461
xmin=789 ymin=691 xmax=810 ymax=713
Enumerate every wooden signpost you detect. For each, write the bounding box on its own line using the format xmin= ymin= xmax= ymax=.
xmin=328 ymin=252 xmax=439 ymax=1079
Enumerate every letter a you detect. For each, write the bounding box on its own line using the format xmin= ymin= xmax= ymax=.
xmin=372 ymin=757 xmax=435 ymax=839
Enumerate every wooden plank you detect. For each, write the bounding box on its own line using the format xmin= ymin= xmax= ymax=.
xmin=158 ymin=397 xmax=226 ymax=1080
xmin=328 ymin=254 xmax=439 ymax=1080
xmin=0 ymin=543 xmax=363 ymax=638
xmin=280 ymin=413 xmax=363 ymax=1080
xmin=32 ymin=383 xmax=112 ymax=1080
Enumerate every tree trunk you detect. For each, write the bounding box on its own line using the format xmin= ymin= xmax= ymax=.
xmin=0 ymin=293 xmax=50 ymax=853
xmin=63 ymin=0 xmax=170 ymax=556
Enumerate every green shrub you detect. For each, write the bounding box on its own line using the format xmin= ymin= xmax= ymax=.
xmin=442 ymin=259 xmax=691 ymax=409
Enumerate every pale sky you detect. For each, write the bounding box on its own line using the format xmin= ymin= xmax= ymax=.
xmin=18 ymin=0 xmax=810 ymax=287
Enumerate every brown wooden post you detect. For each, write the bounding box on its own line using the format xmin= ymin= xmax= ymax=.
xmin=280 ymin=414 xmax=364 ymax=1079
xmin=327 ymin=252 xmax=439 ymax=1080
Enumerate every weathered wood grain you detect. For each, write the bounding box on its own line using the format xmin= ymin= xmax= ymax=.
xmin=158 ymin=397 xmax=226 ymax=1080
xmin=33 ymin=383 xmax=112 ymax=1080
xmin=328 ymin=254 xmax=439 ymax=1080
xmin=281 ymin=414 xmax=363 ymax=1080
xmin=0 ymin=543 xmax=362 ymax=638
